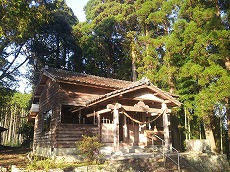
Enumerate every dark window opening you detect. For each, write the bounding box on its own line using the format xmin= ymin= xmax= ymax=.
xmin=61 ymin=105 xmax=96 ymax=125
xmin=43 ymin=109 xmax=52 ymax=132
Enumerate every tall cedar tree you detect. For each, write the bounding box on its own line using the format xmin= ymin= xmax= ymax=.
xmin=28 ymin=0 xmax=82 ymax=86
xmin=169 ymin=0 xmax=230 ymax=153
xmin=76 ymin=0 xmax=133 ymax=80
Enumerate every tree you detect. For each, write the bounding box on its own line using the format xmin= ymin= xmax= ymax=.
xmin=134 ymin=0 xmax=180 ymax=92
xmin=0 ymin=0 xmax=81 ymax=88
xmin=27 ymin=0 xmax=81 ymax=85
xmin=0 ymin=92 xmax=32 ymax=146
xmin=78 ymin=0 xmax=230 ymax=155
xmin=77 ymin=0 xmax=133 ymax=80
xmin=0 ymin=0 xmax=82 ymax=145
xmin=0 ymin=0 xmax=50 ymax=88
xmin=168 ymin=0 xmax=230 ymax=153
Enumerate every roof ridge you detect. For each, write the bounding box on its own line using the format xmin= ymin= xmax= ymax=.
xmin=86 ymin=77 xmax=152 ymax=106
xmin=43 ymin=68 xmax=133 ymax=84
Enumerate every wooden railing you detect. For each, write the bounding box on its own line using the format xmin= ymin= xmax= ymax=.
xmin=152 ymin=134 xmax=180 ymax=172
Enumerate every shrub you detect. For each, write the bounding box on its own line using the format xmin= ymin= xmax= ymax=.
xmin=76 ymin=135 xmax=103 ymax=162
xmin=27 ymin=156 xmax=68 ymax=171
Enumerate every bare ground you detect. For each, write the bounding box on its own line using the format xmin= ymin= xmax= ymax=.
xmin=0 ymin=146 xmax=31 ymax=169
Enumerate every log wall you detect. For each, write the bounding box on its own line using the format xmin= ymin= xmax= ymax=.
xmin=56 ymin=124 xmax=98 ymax=148
xmin=33 ymin=79 xmax=60 ymax=149
xmin=59 ymin=83 xmax=112 ymax=105
xmin=33 ymin=80 xmax=104 ymax=151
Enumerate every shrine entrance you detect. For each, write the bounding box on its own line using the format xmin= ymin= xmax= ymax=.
xmin=99 ymin=101 xmax=171 ymax=151
xmin=84 ymin=84 xmax=181 ymax=152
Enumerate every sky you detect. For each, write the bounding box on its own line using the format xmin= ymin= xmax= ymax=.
xmin=65 ymin=0 xmax=89 ymax=22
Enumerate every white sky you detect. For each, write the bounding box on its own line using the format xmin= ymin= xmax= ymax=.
xmin=65 ymin=0 xmax=89 ymax=22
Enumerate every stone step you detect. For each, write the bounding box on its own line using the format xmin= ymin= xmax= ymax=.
xmin=119 ymin=146 xmax=145 ymax=153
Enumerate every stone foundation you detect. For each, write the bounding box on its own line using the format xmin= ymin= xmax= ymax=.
xmin=181 ymin=153 xmax=229 ymax=172
xmin=186 ymin=139 xmax=211 ymax=153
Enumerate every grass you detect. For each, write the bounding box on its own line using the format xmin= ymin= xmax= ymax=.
xmin=0 ymin=146 xmax=106 ymax=171
xmin=27 ymin=157 xmax=99 ymax=171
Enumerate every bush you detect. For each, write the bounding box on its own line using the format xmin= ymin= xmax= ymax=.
xmin=76 ymin=135 xmax=103 ymax=162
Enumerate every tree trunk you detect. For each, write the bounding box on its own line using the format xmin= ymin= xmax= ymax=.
xmin=7 ymin=107 xmax=13 ymax=144
xmin=225 ymin=58 xmax=230 ymax=70
xmin=131 ymin=44 xmax=137 ymax=82
xmin=2 ymin=107 xmax=8 ymax=144
xmin=225 ymin=55 xmax=230 ymax=158
xmin=226 ymin=98 xmax=230 ymax=158
xmin=204 ymin=115 xmax=217 ymax=152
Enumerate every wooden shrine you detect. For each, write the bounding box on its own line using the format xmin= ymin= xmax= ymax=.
xmin=29 ymin=68 xmax=181 ymax=157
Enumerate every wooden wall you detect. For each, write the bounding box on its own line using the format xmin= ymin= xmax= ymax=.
xmin=59 ymin=83 xmax=112 ymax=106
xmin=33 ymin=79 xmax=60 ymax=148
xmin=34 ymin=79 xmax=106 ymax=150
xmin=56 ymin=124 xmax=98 ymax=148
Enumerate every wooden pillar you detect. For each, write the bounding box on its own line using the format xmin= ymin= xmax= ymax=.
xmin=123 ymin=115 xmax=128 ymax=142
xmin=97 ymin=112 xmax=101 ymax=142
xmin=107 ymin=103 xmax=121 ymax=151
xmin=162 ymin=103 xmax=170 ymax=150
xmin=113 ymin=103 xmax=120 ymax=151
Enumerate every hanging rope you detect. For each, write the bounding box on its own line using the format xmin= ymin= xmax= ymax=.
xmin=120 ymin=108 xmax=165 ymax=125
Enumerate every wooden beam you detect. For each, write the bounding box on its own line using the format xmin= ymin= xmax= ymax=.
xmin=107 ymin=103 xmax=171 ymax=113
xmin=164 ymin=100 xmax=172 ymax=104
xmin=122 ymin=105 xmax=166 ymax=113
xmin=134 ymin=93 xmax=164 ymax=102
xmin=107 ymin=103 xmax=122 ymax=110
xmin=86 ymin=108 xmax=111 ymax=117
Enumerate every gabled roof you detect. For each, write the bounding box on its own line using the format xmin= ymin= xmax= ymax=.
xmin=33 ymin=68 xmax=181 ymax=108
xmin=33 ymin=68 xmax=133 ymax=103
xmin=85 ymin=77 xmax=182 ymax=108
xmin=42 ymin=68 xmax=132 ymax=89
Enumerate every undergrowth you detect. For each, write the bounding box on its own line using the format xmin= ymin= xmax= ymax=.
xmin=26 ymin=156 xmax=107 ymax=171
xmin=27 ymin=157 xmax=66 ymax=171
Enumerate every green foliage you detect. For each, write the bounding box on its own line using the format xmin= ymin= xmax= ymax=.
xmin=76 ymin=135 xmax=104 ymax=162
xmin=27 ymin=156 xmax=104 ymax=171
xmin=0 ymin=0 xmax=80 ymax=89
xmin=0 ymin=0 xmax=229 ymax=155
xmin=0 ymin=86 xmax=14 ymax=107
xmin=77 ymin=2 xmax=230 ymax=149
xmin=10 ymin=92 xmax=32 ymax=109
xmin=27 ymin=157 xmax=67 ymax=171
xmin=18 ymin=122 xmax=34 ymax=142
xmin=0 ymin=0 xmax=50 ymax=87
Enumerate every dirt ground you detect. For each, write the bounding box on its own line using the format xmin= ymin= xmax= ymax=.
xmin=0 ymin=146 xmax=31 ymax=169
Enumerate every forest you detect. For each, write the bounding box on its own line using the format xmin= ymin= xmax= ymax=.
xmin=0 ymin=0 xmax=230 ymax=157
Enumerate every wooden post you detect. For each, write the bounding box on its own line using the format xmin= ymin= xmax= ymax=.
xmin=162 ymin=103 xmax=170 ymax=150
xmin=113 ymin=103 xmax=120 ymax=151
xmin=97 ymin=112 xmax=101 ymax=142
xmin=123 ymin=115 xmax=127 ymax=142
xmin=107 ymin=103 xmax=121 ymax=151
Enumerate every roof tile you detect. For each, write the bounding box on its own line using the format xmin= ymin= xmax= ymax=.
xmin=43 ymin=68 xmax=132 ymax=89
